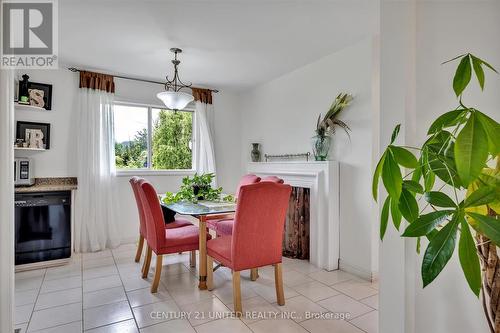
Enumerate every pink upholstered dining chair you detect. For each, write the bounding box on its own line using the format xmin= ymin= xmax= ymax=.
xmin=214 ymin=175 xmax=284 ymax=237
xmin=206 ymin=173 xmax=261 ymax=235
xmin=261 ymin=175 xmax=285 ymax=184
xmin=138 ymin=179 xmax=211 ymax=293
xmin=206 ymin=181 xmax=292 ymax=316
xmin=129 ymin=177 xmax=194 ymax=276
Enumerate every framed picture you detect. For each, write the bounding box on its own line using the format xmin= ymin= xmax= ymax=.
xmin=27 ymin=82 xmax=52 ymax=110
xmin=16 ymin=121 xmax=51 ymax=149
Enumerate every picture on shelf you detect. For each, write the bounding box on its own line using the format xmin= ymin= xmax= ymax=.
xmin=27 ymin=82 xmax=52 ymax=110
xmin=17 ymin=79 xmax=53 ymax=110
xmin=16 ymin=121 xmax=51 ymax=149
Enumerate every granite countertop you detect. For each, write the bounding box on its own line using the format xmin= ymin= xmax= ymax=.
xmin=15 ymin=177 xmax=78 ymax=193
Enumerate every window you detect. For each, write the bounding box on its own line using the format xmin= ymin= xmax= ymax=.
xmin=114 ymin=103 xmax=194 ymax=171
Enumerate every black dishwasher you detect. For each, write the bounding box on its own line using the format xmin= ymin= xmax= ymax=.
xmin=15 ymin=191 xmax=71 ymax=265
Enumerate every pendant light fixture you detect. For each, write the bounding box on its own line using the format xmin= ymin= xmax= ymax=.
xmin=157 ymin=48 xmax=194 ymax=110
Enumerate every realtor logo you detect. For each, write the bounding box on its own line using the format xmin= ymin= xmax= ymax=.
xmin=1 ymin=0 xmax=58 ymax=68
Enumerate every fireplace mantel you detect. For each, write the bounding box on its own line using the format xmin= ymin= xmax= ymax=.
xmin=247 ymin=161 xmax=339 ymax=271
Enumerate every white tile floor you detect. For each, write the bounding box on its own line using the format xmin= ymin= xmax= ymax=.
xmin=15 ymin=243 xmax=378 ymax=333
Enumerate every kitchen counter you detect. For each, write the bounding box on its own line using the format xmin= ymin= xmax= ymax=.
xmin=15 ymin=177 xmax=78 ymax=193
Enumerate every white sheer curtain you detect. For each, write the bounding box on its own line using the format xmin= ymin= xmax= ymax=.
xmin=194 ymin=101 xmax=217 ymax=181
xmin=74 ymin=88 xmax=121 ymax=252
xmin=0 ymin=69 xmax=15 ymax=333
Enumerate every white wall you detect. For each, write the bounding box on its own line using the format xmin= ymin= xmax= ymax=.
xmin=14 ymin=68 xmax=242 ymax=243
xmin=14 ymin=70 xmax=79 ymax=177
xmin=239 ymin=38 xmax=377 ymax=277
xmin=378 ymin=1 xmax=417 ymax=332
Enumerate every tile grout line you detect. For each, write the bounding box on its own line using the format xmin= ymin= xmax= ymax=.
xmin=29 ymin=319 xmax=82 ymax=333
xmin=33 ymin=298 xmax=82 ymax=312
xmin=347 ymin=309 xmax=377 ymax=333
xmin=23 ymin=264 xmax=83 ymax=332
xmin=290 ymin=268 xmax=379 ymax=328
xmin=24 ymin=268 xmax=47 ymax=332
xmin=168 ymin=254 xmax=251 ymax=331
xmin=81 ymin=253 xmax=84 ymax=333
xmin=109 ymin=246 xmax=141 ymax=332
xmin=17 ymin=247 xmax=378 ymax=333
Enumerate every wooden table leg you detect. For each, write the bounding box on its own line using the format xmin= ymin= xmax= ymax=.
xmin=198 ymin=216 xmax=207 ymax=290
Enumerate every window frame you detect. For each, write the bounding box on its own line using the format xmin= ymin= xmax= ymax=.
xmin=113 ymin=100 xmax=197 ymax=177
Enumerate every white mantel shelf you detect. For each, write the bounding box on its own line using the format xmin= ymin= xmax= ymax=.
xmin=247 ymin=161 xmax=339 ymax=271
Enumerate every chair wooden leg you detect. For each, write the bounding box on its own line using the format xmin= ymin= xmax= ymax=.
xmin=190 ymin=250 xmax=196 ymax=268
xmin=232 ymin=271 xmax=242 ymax=317
xmin=274 ymin=263 xmax=285 ymax=306
xmin=151 ymin=255 xmax=163 ymax=293
xmin=135 ymin=235 xmax=144 ymax=263
xmin=250 ymin=268 xmax=259 ymax=281
xmin=142 ymin=246 xmax=152 ymax=279
xmin=206 ymin=255 xmax=214 ymax=291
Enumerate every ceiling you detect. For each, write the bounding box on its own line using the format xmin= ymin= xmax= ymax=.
xmin=59 ymin=0 xmax=377 ymax=91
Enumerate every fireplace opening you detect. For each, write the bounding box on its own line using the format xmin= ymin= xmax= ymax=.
xmin=282 ymin=187 xmax=310 ymax=260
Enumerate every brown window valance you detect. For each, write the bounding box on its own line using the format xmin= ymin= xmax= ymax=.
xmin=191 ymin=87 xmax=212 ymax=104
xmin=79 ymin=71 xmax=115 ymax=93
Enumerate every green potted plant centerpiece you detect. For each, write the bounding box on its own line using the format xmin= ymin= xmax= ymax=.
xmin=313 ymin=93 xmax=353 ymax=161
xmin=163 ymin=173 xmax=234 ymax=204
xmin=373 ymin=53 xmax=500 ymax=332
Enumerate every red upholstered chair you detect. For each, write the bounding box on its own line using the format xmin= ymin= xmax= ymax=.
xmin=129 ymin=177 xmax=194 ymax=275
xmin=261 ymin=175 xmax=285 ymax=184
xmin=206 ymin=182 xmax=291 ymax=315
xmin=214 ymin=175 xmax=284 ymax=237
xmin=138 ymin=179 xmax=211 ymax=293
xmin=206 ymin=174 xmax=261 ymax=235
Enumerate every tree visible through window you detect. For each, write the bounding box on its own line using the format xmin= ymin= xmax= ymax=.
xmin=152 ymin=108 xmax=192 ymax=170
xmin=114 ymin=104 xmax=193 ymax=170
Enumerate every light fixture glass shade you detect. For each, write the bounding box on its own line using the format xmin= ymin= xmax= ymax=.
xmin=157 ymin=91 xmax=194 ymax=110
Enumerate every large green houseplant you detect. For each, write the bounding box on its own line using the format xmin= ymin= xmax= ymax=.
xmin=373 ymin=53 xmax=500 ymax=332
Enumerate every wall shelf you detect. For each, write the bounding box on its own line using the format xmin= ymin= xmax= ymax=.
xmin=14 ymin=102 xmax=46 ymax=112
xmin=14 ymin=147 xmax=47 ymax=151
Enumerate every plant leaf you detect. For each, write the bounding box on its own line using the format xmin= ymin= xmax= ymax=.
xmin=426 ymin=132 xmax=462 ymax=188
xmin=390 ymin=124 xmax=401 ymax=144
xmin=464 ymin=186 xmax=497 ymax=208
xmin=398 ymin=189 xmax=419 ymax=222
xmin=372 ymin=151 xmax=386 ymax=201
xmin=412 ymin=160 xmax=423 ymax=184
xmin=421 ymin=213 xmax=459 ymax=287
xmin=454 ymin=112 xmax=489 ymax=186
xmin=442 ymin=53 xmax=467 ymax=65
xmin=472 ymin=55 xmax=498 ymax=74
xmin=390 ymin=146 xmax=418 ymax=169
xmin=476 ymin=111 xmax=500 ymax=155
xmin=427 ymin=109 xmax=467 ymax=135
xmin=402 ymin=210 xmax=453 ymax=237
xmin=380 ymin=196 xmax=390 ymax=240
xmin=453 ymin=55 xmax=472 ymax=97
xmin=471 ymin=56 xmax=485 ymax=90
xmin=424 ymin=171 xmax=435 ymax=192
xmin=459 ymin=218 xmax=481 ymax=297
xmin=420 ymin=148 xmax=435 ymax=191
xmin=403 ymin=180 xmax=424 ymax=194
xmin=424 ymin=192 xmax=456 ymax=208
xmin=391 ymin=197 xmax=402 ymax=230
xmin=382 ymin=151 xmax=402 ymax=201
xmin=467 ymin=213 xmax=500 ymax=246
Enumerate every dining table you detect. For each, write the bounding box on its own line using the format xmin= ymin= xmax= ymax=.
xmin=160 ymin=199 xmax=236 ymax=290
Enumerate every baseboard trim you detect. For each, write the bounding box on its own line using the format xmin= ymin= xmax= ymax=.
xmin=339 ymin=259 xmax=377 ymax=282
